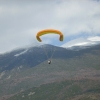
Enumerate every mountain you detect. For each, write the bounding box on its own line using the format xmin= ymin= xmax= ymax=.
xmin=0 ymin=44 xmax=70 ymax=72
xmin=0 ymin=44 xmax=100 ymax=100
xmin=1 ymin=43 xmax=90 ymax=72
xmin=61 ymin=36 xmax=100 ymax=50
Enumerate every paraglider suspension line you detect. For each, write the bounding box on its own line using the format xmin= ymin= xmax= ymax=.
xmin=42 ymin=45 xmax=56 ymax=60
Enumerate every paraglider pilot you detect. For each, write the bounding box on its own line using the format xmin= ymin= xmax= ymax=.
xmin=48 ymin=60 xmax=51 ymax=64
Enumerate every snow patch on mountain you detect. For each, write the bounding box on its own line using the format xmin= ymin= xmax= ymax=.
xmin=88 ymin=36 xmax=100 ymax=41
xmin=73 ymin=42 xmax=91 ymax=46
xmin=0 ymin=42 xmax=44 ymax=55
xmin=61 ymin=36 xmax=100 ymax=48
xmin=0 ymin=71 xmax=5 ymax=79
xmin=14 ymin=49 xmax=28 ymax=57
xmin=18 ymin=66 xmax=23 ymax=71
xmin=14 ymin=43 xmax=45 ymax=57
xmin=7 ymin=75 xmax=11 ymax=79
xmin=22 ymin=42 xmax=44 ymax=49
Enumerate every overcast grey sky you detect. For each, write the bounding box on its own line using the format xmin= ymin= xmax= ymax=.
xmin=0 ymin=0 xmax=100 ymax=53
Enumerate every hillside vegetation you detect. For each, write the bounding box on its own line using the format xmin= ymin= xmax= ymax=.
xmin=7 ymin=79 xmax=100 ymax=100
xmin=0 ymin=45 xmax=100 ymax=99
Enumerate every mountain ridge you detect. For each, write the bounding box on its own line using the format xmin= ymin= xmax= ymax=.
xmin=61 ymin=36 xmax=100 ymax=49
xmin=1 ymin=43 xmax=100 ymax=72
xmin=0 ymin=43 xmax=100 ymax=100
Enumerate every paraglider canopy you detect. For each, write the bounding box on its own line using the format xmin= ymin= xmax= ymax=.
xmin=36 ymin=29 xmax=64 ymax=64
xmin=36 ymin=29 xmax=63 ymax=42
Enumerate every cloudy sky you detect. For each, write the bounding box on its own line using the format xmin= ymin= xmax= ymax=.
xmin=0 ymin=0 xmax=100 ymax=53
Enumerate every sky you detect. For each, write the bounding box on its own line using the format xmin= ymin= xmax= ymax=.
xmin=0 ymin=0 xmax=100 ymax=53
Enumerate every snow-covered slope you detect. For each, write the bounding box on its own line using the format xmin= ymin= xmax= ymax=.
xmin=0 ymin=42 xmax=44 ymax=55
xmin=61 ymin=36 xmax=100 ymax=49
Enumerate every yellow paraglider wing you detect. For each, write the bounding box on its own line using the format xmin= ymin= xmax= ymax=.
xmin=36 ymin=29 xmax=63 ymax=42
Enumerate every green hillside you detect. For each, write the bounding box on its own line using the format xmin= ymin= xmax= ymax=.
xmin=7 ymin=79 xmax=100 ymax=100
xmin=0 ymin=47 xmax=100 ymax=99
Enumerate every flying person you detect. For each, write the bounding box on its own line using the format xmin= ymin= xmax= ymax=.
xmin=48 ymin=60 xmax=51 ymax=64
xmin=36 ymin=29 xmax=64 ymax=64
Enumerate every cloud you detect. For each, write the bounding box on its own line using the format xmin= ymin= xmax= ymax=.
xmin=55 ymin=0 xmax=100 ymax=35
xmin=0 ymin=0 xmax=100 ymax=53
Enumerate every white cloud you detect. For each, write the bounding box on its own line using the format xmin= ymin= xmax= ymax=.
xmin=0 ymin=0 xmax=100 ymax=53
